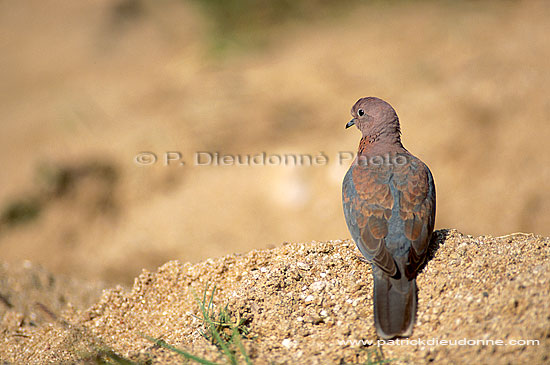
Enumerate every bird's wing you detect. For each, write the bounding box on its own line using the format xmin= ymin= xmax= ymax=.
xmin=392 ymin=159 xmax=436 ymax=279
xmin=342 ymin=164 xmax=397 ymax=276
xmin=342 ymin=154 xmax=435 ymax=279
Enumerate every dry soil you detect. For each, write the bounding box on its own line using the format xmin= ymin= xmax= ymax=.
xmin=1 ymin=229 xmax=549 ymax=364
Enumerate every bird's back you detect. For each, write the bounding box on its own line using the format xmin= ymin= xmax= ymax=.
xmin=343 ymin=150 xmax=435 ymax=271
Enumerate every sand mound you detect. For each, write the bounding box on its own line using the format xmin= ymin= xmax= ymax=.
xmin=1 ymin=229 xmax=549 ymax=364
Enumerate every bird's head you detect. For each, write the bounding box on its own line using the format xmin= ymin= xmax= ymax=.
xmin=346 ymin=97 xmax=401 ymax=142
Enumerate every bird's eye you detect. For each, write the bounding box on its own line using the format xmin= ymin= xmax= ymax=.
xmin=358 ymin=109 xmax=365 ymax=116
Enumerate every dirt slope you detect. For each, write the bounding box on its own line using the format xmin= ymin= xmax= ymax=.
xmin=1 ymin=229 xmax=548 ymax=364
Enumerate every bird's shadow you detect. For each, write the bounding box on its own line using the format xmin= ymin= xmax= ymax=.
xmin=417 ymin=228 xmax=451 ymax=275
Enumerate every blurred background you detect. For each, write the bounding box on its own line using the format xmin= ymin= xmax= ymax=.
xmin=1 ymin=0 xmax=549 ymax=285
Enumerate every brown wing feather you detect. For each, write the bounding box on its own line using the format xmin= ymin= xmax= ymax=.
xmin=350 ymin=164 xmax=397 ymax=276
xmin=393 ymin=161 xmax=436 ymax=279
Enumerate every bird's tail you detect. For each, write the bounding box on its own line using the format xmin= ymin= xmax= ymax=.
xmin=373 ymin=273 xmax=417 ymax=339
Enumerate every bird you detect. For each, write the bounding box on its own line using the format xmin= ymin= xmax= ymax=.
xmin=342 ymin=97 xmax=436 ymax=339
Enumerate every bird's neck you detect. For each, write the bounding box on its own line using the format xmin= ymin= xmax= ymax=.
xmin=357 ymin=133 xmax=404 ymax=156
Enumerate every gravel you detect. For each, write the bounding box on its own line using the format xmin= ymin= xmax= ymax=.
xmin=1 ymin=229 xmax=549 ymax=364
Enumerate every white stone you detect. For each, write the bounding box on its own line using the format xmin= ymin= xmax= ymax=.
xmin=282 ymin=338 xmax=296 ymax=349
xmin=309 ymin=281 xmax=326 ymax=292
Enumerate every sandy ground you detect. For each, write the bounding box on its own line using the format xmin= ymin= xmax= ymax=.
xmin=1 ymin=229 xmax=548 ymax=364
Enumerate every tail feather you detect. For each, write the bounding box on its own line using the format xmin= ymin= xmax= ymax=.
xmin=373 ymin=273 xmax=417 ymax=339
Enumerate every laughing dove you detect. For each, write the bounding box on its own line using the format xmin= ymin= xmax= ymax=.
xmin=342 ymin=97 xmax=436 ymax=339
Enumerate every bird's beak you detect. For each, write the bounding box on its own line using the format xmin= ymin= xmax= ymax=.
xmin=346 ymin=119 xmax=356 ymax=129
